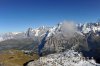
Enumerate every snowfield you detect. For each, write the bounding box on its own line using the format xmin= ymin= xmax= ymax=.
xmin=27 ymin=50 xmax=97 ymax=66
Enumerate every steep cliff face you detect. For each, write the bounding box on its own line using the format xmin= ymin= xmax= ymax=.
xmin=41 ymin=32 xmax=89 ymax=55
xmin=83 ymin=32 xmax=100 ymax=63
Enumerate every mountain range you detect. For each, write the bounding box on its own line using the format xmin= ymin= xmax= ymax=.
xmin=0 ymin=22 xmax=100 ymax=64
xmin=1 ymin=22 xmax=100 ymax=42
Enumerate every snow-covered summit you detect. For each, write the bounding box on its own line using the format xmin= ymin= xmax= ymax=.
xmin=79 ymin=22 xmax=100 ymax=34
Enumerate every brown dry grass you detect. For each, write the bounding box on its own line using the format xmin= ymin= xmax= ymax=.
xmin=0 ymin=50 xmax=39 ymax=66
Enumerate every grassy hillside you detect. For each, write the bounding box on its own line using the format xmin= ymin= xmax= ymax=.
xmin=0 ymin=50 xmax=39 ymax=66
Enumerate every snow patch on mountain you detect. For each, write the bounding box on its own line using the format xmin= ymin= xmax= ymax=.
xmin=81 ymin=23 xmax=100 ymax=34
xmin=33 ymin=29 xmax=40 ymax=36
xmin=47 ymin=26 xmax=56 ymax=37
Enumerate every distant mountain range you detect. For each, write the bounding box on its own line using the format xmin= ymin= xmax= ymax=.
xmin=1 ymin=22 xmax=100 ymax=42
xmin=1 ymin=22 xmax=100 ymax=63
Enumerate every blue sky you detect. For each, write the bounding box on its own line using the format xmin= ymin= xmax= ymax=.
xmin=0 ymin=0 xmax=100 ymax=33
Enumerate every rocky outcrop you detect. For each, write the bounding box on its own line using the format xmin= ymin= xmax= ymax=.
xmin=27 ymin=50 xmax=97 ymax=66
